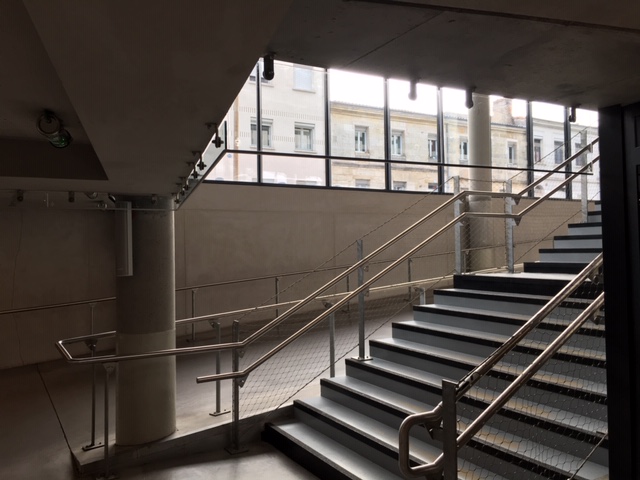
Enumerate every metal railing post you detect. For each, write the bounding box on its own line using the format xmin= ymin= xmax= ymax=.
xmin=83 ymin=303 xmax=101 ymax=451
xmin=505 ymin=179 xmax=515 ymax=273
xmin=416 ymin=287 xmax=426 ymax=305
xmin=227 ymin=320 xmax=246 ymax=454
xmin=453 ymin=176 xmax=463 ymax=274
xmin=407 ymin=257 xmax=413 ymax=300
xmin=442 ymin=380 xmax=458 ymax=480
xmin=581 ymin=165 xmax=590 ymax=223
xmin=356 ymin=239 xmax=368 ymax=360
xmin=275 ymin=277 xmax=280 ymax=318
xmin=191 ymin=289 xmax=198 ymax=343
xmin=209 ymin=320 xmax=228 ymax=417
xmin=324 ymin=302 xmax=336 ymax=378
xmin=101 ymin=363 xmax=116 ymax=480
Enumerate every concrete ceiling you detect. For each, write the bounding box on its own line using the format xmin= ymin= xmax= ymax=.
xmin=1 ymin=0 xmax=639 ymax=200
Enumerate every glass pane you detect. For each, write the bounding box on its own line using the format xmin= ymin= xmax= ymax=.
xmin=262 ymin=154 xmax=326 ymax=186
xmin=254 ymin=61 xmax=327 ymax=184
xmin=490 ymin=96 xmax=528 ymax=192
xmin=442 ymin=87 xmax=469 ymax=192
xmin=532 ymin=102 xmax=567 ymax=198
xmin=329 ymin=69 xmax=385 ymax=189
xmin=571 ymin=108 xmax=600 ymax=201
xmin=388 ymin=79 xmax=439 ymax=192
xmin=208 ymin=69 xmax=257 ymax=182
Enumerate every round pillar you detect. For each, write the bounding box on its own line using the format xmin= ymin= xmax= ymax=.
xmin=115 ymin=203 xmax=176 ymax=445
xmin=467 ymin=93 xmax=495 ymax=271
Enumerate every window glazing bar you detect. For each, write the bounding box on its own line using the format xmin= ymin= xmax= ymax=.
xmin=383 ymin=78 xmax=392 ymax=190
xmin=436 ymin=87 xmax=445 ymax=192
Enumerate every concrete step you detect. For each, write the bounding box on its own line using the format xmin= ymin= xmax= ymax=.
xmin=587 ymin=211 xmax=601 ymax=223
xmin=539 ymin=248 xmax=601 ymax=264
xmin=523 ymin=261 xmax=590 ymax=274
xmin=453 ymin=272 xmax=601 ymax=299
xmin=553 ymin=234 xmax=602 ymax=249
xmin=433 ymin=288 xmax=594 ymax=320
xmin=568 ymin=222 xmax=602 ymax=236
xmin=410 ymin=305 xmax=605 ymax=352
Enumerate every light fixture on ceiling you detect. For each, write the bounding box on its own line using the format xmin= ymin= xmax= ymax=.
xmin=465 ymin=88 xmax=475 ymax=109
xmin=263 ymin=53 xmax=275 ymax=81
xmin=408 ymin=80 xmax=417 ymax=101
xmin=36 ymin=110 xmax=72 ymax=148
xmin=568 ymin=106 xmax=577 ymax=123
xmin=68 ymin=191 xmax=75 ymax=203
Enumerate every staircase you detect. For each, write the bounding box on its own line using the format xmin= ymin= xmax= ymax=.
xmin=264 ymin=202 xmax=606 ymax=480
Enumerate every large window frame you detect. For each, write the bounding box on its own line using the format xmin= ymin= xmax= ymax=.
xmin=214 ymin=60 xmax=594 ymax=200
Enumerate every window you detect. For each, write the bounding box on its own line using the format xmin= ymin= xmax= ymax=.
xmin=427 ymin=182 xmax=439 ymax=191
xmin=391 ymin=131 xmax=404 ymax=156
xmin=355 ymin=179 xmax=370 ymax=188
xmin=355 ymin=127 xmax=368 ymax=153
xmin=393 ymin=181 xmax=407 ymax=191
xmin=250 ymin=119 xmax=272 ymax=148
xmin=460 ymin=138 xmax=468 ymax=163
xmin=249 ymin=61 xmax=272 ymax=85
xmin=575 ymin=142 xmax=586 ymax=166
xmin=554 ymin=141 xmax=564 ymax=164
xmin=534 ymin=138 xmax=542 ymax=163
xmin=293 ymin=66 xmax=313 ymax=91
xmin=295 ymin=124 xmax=314 ymax=151
xmin=507 ymin=142 xmax=517 ymax=165
xmin=427 ymin=135 xmax=438 ymax=160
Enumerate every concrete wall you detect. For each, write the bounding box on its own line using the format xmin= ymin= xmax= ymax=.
xmin=0 ymin=183 xmax=583 ymax=369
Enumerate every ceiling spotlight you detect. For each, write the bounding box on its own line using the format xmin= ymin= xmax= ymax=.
xmin=568 ymin=106 xmax=577 ymax=123
xmin=408 ymin=80 xmax=417 ymax=101
xmin=465 ymin=88 xmax=475 ymax=109
xmin=263 ymin=54 xmax=275 ymax=81
xmin=16 ymin=190 xmax=24 ymax=203
xmin=68 ymin=191 xmax=75 ymax=203
xmin=36 ymin=110 xmax=72 ymax=148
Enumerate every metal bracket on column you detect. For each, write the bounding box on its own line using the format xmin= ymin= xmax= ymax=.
xmin=237 ymin=375 xmax=248 ymax=388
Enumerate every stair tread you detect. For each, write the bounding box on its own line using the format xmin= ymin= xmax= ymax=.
xmin=296 ymin=397 xmax=508 ymax=480
xmin=539 ymin=247 xmax=602 ymax=253
xmin=322 ymin=375 xmax=434 ymax=415
xmin=266 ymin=421 xmax=406 ymax=480
xmin=554 ymin=234 xmax=602 ymax=240
xmin=370 ymin=338 xmax=607 ymax=397
xmin=414 ymin=303 xmax=605 ymax=332
xmin=436 ymin=288 xmax=593 ymax=306
xmin=395 ymin=320 xmax=605 ymax=361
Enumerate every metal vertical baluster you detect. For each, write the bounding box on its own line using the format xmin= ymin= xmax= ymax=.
xmin=345 ymin=274 xmax=350 ymax=313
xmin=275 ymin=277 xmax=280 ymax=335
xmin=416 ymin=287 xmax=426 ymax=305
xmin=83 ymin=303 xmax=101 ymax=451
xmin=100 ymin=363 xmax=116 ymax=480
xmin=505 ymin=179 xmax=515 ymax=273
xmin=442 ymin=380 xmax=458 ymax=480
xmin=407 ymin=257 xmax=413 ymax=300
xmin=325 ymin=302 xmax=336 ymax=378
xmin=581 ymin=164 xmax=590 ymax=223
xmin=209 ymin=320 xmax=228 ymax=417
xmin=453 ymin=176 xmax=463 ymax=274
xmin=356 ymin=239 xmax=368 ymax=360
xmin=227 ymin=321 xmax=246 ymax=454
xmin=191 ymin=288 xmax=198 ymax=343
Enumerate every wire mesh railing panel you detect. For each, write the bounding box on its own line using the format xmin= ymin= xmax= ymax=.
xmin=456 ymin=274 xmax=606 ymax=480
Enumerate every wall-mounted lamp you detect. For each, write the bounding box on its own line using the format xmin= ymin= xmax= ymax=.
xmin=568 ymin=106 xmax=577 ymax=123
xmin=408 ymin=80 xmax=418 ymax=101
xmin=36 ymin=110 xmax=72 ymax=148
xmin=263 ymin=54 xmax=275 ymax=81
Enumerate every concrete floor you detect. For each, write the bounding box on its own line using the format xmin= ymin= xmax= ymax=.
xmin=0 ymin=310 xmax=402 ymax=479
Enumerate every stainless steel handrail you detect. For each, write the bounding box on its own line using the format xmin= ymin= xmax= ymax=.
xmin=398 ymin=253 xmax=604 ymax=478
xmin=56 ymin=152 xmax=601 ymax=369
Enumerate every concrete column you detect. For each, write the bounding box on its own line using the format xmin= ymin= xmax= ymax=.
xmin=467 ymin=93 xmax=494 ymax=271
xmin=115 ymin=200 xmax=176 ymax=445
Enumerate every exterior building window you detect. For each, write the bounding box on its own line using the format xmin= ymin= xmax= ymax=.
xmin=460 ymin=139 xmax=469 ymax=163
xmin=355 ymin=179 xmax=370 ymax=189
xmin=575 ymin=142 xmax=586 ymax=166
xmin=355 ymin=127 xmax=368 ymax=153
xmin=507 ymin=142 xmax=517 ymax=165
xmin=251 ymin=119 xmax=272 ymax=148
xmin=393 ymin=181 xmax=407 ymax=191
xmin=534 ymin=138 xmax=542 ymax=163
xmin=554 ymin=141 xmax=564 ymax=164
xmin=428 ymin=182 xmax=439 ymax=191
xmin=295 ymin=124 xmax=314 ymax=151
xmin=293 ymin=66 xmax=313 ymax=91
xmin=428 ymin=135 xmax=438 ymax=160
xmin=391 ymin=131 xmax=404 ymax=156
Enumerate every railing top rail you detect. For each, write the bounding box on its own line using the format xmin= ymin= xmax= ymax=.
xmin=56 ymin=147 xmax=600 ymax=371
